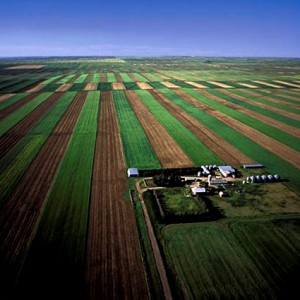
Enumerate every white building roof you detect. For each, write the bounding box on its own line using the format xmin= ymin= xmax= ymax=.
xmin=191 ymin=187 xmax=206 ymax=193
xmin=127 ymin=168 xmax=139 ymax=177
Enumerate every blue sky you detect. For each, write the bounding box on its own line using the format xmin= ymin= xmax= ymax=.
xmin=0 ymin=0 xmax=299 ymax=57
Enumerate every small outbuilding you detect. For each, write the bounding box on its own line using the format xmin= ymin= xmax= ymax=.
xmin=191 ymin=187 xmax=206 ymax=195
xmin=243 ymin=163 xmax=264 ymax=169
xmin=127 ymin=168 xmax=139 ymax=177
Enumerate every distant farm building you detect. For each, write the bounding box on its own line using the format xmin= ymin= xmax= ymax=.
xmin=127 ymin=168 xmax=139 ymax=177
xmin=208 ymin=179 xmax=228 ymax=186
xmin=191 ymin=187 xmax=206 ymax=195
xmin=243 ymin=163 xmax=264 ymax=169
xmin=218 ymin=166 xmax=236 ymax=178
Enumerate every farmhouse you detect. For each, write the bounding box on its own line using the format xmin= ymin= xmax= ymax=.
xmin=218 ymin=166 xmax=235 ymax=178
xmin=127 ymin=168 xmax=139 ymax=177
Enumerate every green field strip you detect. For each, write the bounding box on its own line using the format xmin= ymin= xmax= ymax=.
xmin=135 ymin=90 xmax=223 ymax=165
xmin=56 ymin=74 xmax=76 ymax=84
xmin=1 ymin=79 xmax=40 ymax=93
xmin=124 ymin=82 xmax=140 ymax=90
xmin=0 ymin=78 xmax=23 ymax=90
xmin=69 ymin=83 xmax=86 ymax=91
xmin=74 ymin=73 xmax=88 ymax=83
xmin=40 ymin=83 xmax=60 ymax=92
xmin=133 ymin=73 xmax=149 ymax=82
xmin=113 ymin=90 xmax=160 ymax=169
xmin=142 ymin=73 xmax=163 ymax=81
xmin=0 ymin=92 xmax=53 ymax=136
xmin=120 ymin=73 xmax=135 ymax=82
xmin=217 ymin=89 xmax=300 ymax=129
xmin=0 ymin=93 xmax=28 ymax=111
xmin=162 ymin=219 xmax=300 ymax=299
xmin=41 ymin=75 xmax=62 ymax=85
xmin=275 ymin=90 xmax=300 ymax=100
xmin=149 ymin=82 xmax=169 ymax=89
xmin=232 ymin=89 xmax=300 ymax=114
xmin=0 ymin=92 xmax=77 ymax=206
xmin=106 ymin=72 xmax=116 ymax=83
xmin=203 ymin=89 xmax=300 ymax=151
xmin=242 ymin=89 xmax=300 ymax=105
xmin=194 ymin=81 xmax=219 ymax=88
xmin=91 ymin=73 xmax=101 ymax=83
xmin=18 ymin=91 xmax=99 ymax=296
xmin=158 ymin=88 xmax=300 ymax=193
xmin=169 ymin=80 xmax=195 ymax=88
xmin=97 ymin=82 xmax=111 ymax=91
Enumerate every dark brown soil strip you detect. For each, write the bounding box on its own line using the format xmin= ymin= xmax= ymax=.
xmin=0 ymin=93 xmax=40 ymax=120
xmin=0 ymin=92 xmax=87 ymax=299
xmin=235 ymin=89 xmax=300 ymax=120
xmin=86 ymin=91 xmax=148 ymax=299
xmin=125 ymin=90 xmax=194 ymax=168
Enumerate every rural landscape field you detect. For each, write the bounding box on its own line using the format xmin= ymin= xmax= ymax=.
xmin=0 ymin=56 xmax=300 ymax=299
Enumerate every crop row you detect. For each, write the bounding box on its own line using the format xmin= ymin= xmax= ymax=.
xmin=201 ymin=89 xmax=300 ymax=151
xmin=135 ymin=90 xmax=223 ymax=165
xmin=0 ymin=92 xmax=77 ymax=206
xmin=16 ymin=91 xmax=99 ymax=297
xmin=113 ymin=91 xmax=161 ymax=169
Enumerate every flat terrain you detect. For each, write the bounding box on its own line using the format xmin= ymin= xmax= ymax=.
xmin=0 ymin=56 xmax=299 ymax=299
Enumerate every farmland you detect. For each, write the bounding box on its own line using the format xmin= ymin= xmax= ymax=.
xmin=0 ymin=56 xmax=300 ymax=299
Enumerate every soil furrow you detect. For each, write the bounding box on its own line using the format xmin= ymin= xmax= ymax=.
xmin=86 ymin=91 xmax=148 ymax=299
xmin=125 ymin=90 xmax=194 ymax=168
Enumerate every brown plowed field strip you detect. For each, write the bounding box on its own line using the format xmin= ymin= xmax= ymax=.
xmin=270 ymin=90 xmax=300 ymax=101
xmin=111 ymin=82 xmax=126 ymax=90
xmin=239 ymin=89 xmax=300 ymax=108
xmin=127 ymin=73 xmax=139 ymax=82
xmin=25 ymin=83 xmax=45 ymax=93
xmin=125 ymin=90 xmax=194 ymax=168
xmin=0 ymin=92 xmax=87 ymax=297
xmin=136 ymin=82 xmax=153 ymax=90
xmin=100 ymin=73 xmax=107 ymax=82
xmin=253 ymin=80 xmax=283 ymax=89
xmin=0 ymin=93 xmax=39 ymax=120
xmin=279 ymin=89 xmax=300 ymax=96
xmin=0 ymin=92 xmax=64 ymax=160
xmin=174 ymin=89 xmax=300 ymax=169
xmin=232 ymin=89 xmax=300 ymax=120
xmin=150 ymin=90 xmax=254 ymax=165
xmin=161 ymin=81 xmax=180 ymax=88
xmin=274 ymin=80 xmax=300 ymax=88
xmin=213 ymin=89 xmax=300 ymax=138
xmin=114 ymin=73 xmax=123 ymax=82
xmin=55 ymin=83 xmax=72 ymax=92
xmin=86 ymin=91 xmax=148 ymax=300
xmin=84 ymin=83 xmax=98 ymax=91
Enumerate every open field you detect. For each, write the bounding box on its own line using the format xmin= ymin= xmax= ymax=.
xmin=0 ymin=57 xmax=300 ymax=299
